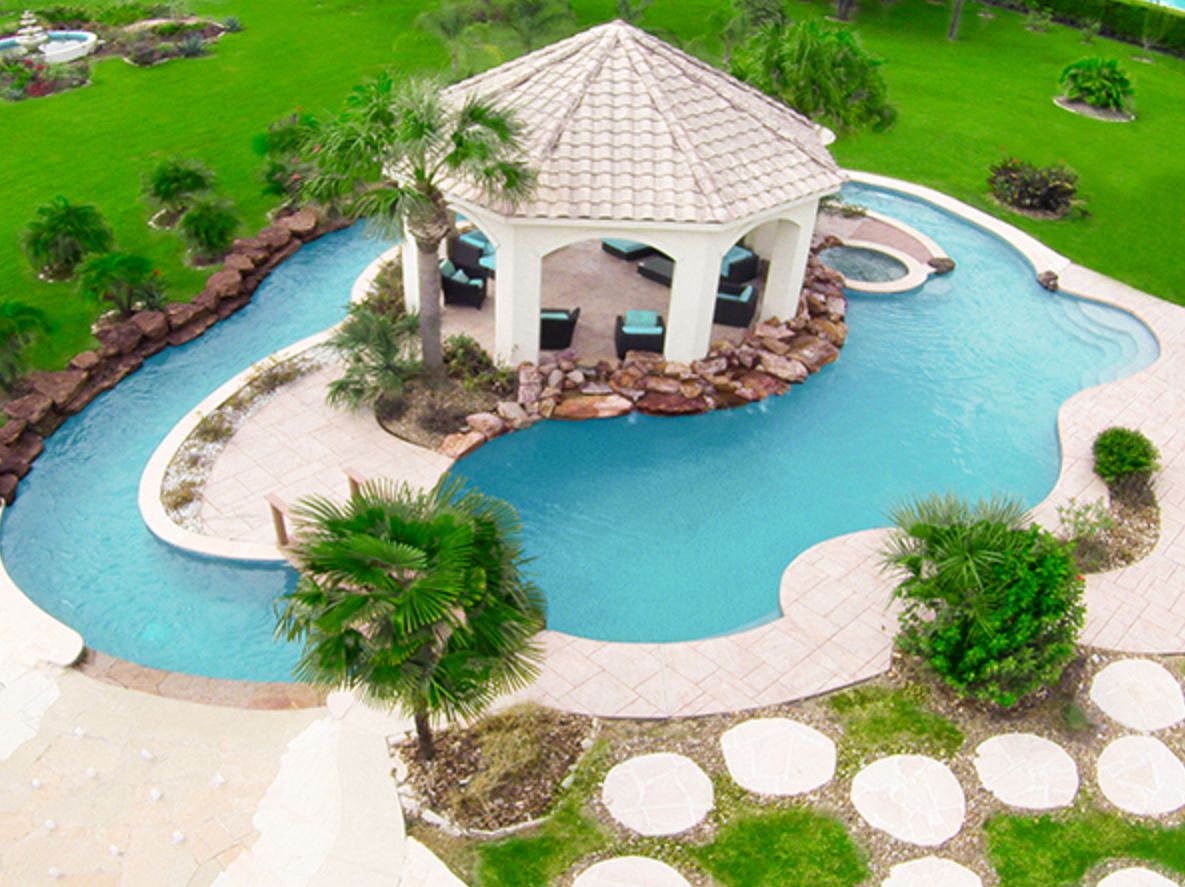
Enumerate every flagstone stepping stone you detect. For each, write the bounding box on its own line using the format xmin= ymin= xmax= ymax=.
xmin=972 ymin=733 xmax=1078 ymax=810
xmin=601 ymin=753 xmax=714 ymax=836
xmin=1098 ymin=867 xmax=1180 ymax=887
xmin=1097 ymin=735 xmax=1185 ymax=815
xmin=882 ymin=856 xmax=982 ymax=887
xmin=573 ymin=856 xmax=692 ymax=887
xmin=720 ymin=717 xmax=836 ymax=796
xmin=1091 ymin=660 xmax=1185 ymax=732
xmin=851 ymin=755 xmax=965 ymax=846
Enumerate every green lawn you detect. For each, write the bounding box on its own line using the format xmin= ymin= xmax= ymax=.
xmin=2 ymin=0 xmax=1184 ymax=373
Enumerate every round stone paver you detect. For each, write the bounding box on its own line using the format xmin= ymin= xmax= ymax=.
xmin=1098 ymin=867 xmax=1181 ymax=887
xmin=972 ymin=733 xmax=1078 ymax=810
xmin=1097 ymin=735 xmax=1185 ymax=815
xmin=1090 ymin=659 xmax=1185 ymax=732
xmin=851 ymin=755 xmax=965 ymax=846
xmin=601 ymin=753 xmax=714 ymax=836
xmin=720 ymin=717 xmax=836 ymax=796
xmin=573 ymin=856 xmax=692 ymax=887
xmin=882 ymin=856 xmax=982 ymax=887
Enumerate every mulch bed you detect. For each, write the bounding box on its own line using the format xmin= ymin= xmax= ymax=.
xmin=377 ymin=376 xmax=499 ymax=450
xmin=1054 ymin=96 xmax=1135 ymax=123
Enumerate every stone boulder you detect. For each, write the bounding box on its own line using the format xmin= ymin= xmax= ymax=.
xmin=28 ymin=370 xmax=87 ymax=409
xmin=205 ymin=269 xmax=243 ymax=301
xmin=517 ymin=364 xmax=543 ymax=406
xmin=580 ymin=381 xmax=613 ymax=396
xmin=759 ymin=353 xmax=810 ymax=384
xmin=466 ymin=412 xmax=506 ymax=440
xmin=809 ymin=318 xmax=848 ymax=347
xmin=257 ymin=225 xmax=294 ymax=250
xmin=223 ymin=252 xmax=255 ymax=273
xmin=167 ymin=314 xmax=218 ymax=347
xmin=495 ymin=401 xmax=529 ymax=427
xmin=278 ymin=208 xmax=318 ymax=238
xmin=1038 ymin=270 xmax=1059 ymax=292
xmin=642 ymin=375 xmax=682 ymax=395
xmin=786 ymin=336 xmax=840 ymax=372
xmin=826 ymin=295 xmax=847 ymax=319
xmin=96 ymin=322 xmax=143 ymax=358
xmin=0 ymin=418 xmax=26 ymax=447
xmin=164 ymin=303 xmax=208 ymax=331
xmin=439 ymin=430 xmax=486 ymax=459
xmin=636 ymin=391 xmax=710 ymax=416
xmin=736 ymin=371 xmax=785 ymax=400
xmin=551 ymin=394 xmax=634 ymax=420
xmin=0 ymin=432 xmax=44 ymax=477
xmin=231 ymin=237 xmax=270 ymax=265
xmin=69 ymin=351 xmax=101 ymax=372
xmin=928 ymin=256 xmax=956 ymax=275
xmin=131 ymin=310 xmax=168 ymax=340
xmin=691 ymin=356 xmax=727 ymax=377
xmin=5 ymin=392 xmax=52 ymax=426
xmin=0 ymin=473 xmax=17 ymax=505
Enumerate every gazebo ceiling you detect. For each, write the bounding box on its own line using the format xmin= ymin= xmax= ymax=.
xmin=443 ymin=20 xmax=845 ymax=226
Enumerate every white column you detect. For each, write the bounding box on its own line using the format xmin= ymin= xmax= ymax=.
xmin=494 ymin=232 xmax=542 ymax=366
xmin=400 ymin=237 xmax=421 ymax=313
xmin=760 ymin=202 xmax=817 ymax=322
xmin=665 ymin=239 xmax=724 ymax=364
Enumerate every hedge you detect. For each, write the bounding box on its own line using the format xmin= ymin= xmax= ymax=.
xmin=985 ymin=0 xmax=1185 ymax=57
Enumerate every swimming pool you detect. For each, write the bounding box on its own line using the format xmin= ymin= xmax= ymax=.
xmin=818 ymin=244 xmax=909 ymax=283
xmin=0 ymin=185 xmax=1159 ymax=679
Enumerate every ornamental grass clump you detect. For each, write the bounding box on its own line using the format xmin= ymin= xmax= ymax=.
xmin=1060 ymin=58 xmax=1133 ymax=113
xmin=884 ymin=494 xmax=1085 ymax=708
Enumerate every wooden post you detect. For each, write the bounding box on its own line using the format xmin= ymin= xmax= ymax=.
xmin=265 ymin=494 xmax=289 ymax=547
xmin=344 ymin=467 xmax=367 ymax=499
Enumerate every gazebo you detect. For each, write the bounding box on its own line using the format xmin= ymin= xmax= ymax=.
xmin=401 ymin=20 xmax=845 ymax=365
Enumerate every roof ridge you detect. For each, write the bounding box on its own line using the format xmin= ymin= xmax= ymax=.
xmin=533 ymin=24 xmax=617 ymax=160
xmin=620 ymin=33 xmax=729 ymax=222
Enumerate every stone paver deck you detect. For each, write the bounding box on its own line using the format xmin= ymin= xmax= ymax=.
xmin=1097 ymin=735 xmax=1185 ymax=816
xmin=1089 ymin=659 xmax=1185 ymax=732
xmin=972 ymin=733 xmax=1078 ymax=810
xmin=601 ymin=753 xmax=714 ymax=836
xmin=720 ymin=717 xmax=836 ymax=796
xmin=850 ymin=755 xmax=965 ymax=847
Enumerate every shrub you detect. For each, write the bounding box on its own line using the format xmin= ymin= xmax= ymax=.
xmin=78 ymin=252 xmax=166 ymax=315
xmin=366 ymin=259 xmax=407 ymax=318
xmin=1093 ymin=427 xmax=1160 ymax=485
xmin=23 ymin=196 xmax=114 ymax=279
xmin=96 ymin=1 xmax=169 ymax=26
xmin=1082 ymin=19 xmax=1102 ymax=42
xmin=884 ymin=494 xmax=1085 ymax=707
xmin=988 ymin=158 xmax=1078 ymax=216
xmin=223 ymin=15 xmax=242 ymax=32
xmin=177 ymin=33 xmax=206 ymax=57
xmin=1024 ymin=5 xmax=1053 ymax=31
xmin=34 ymin=5 xmax=91 ymax=26
xmin=0 ymin=300 xmax=52 ymax=393
xmin=178 ymin=198 xmax=239 ymax=261
xmin=1060 ymin=57 xmax=1132 ymax=111
xmin=444 ymin=334 xmax=515 ymax=394
xmin=326 ymin=303 xmax=422 ymax=413
xmin=143 ymin=157 xmax=213 ymax=220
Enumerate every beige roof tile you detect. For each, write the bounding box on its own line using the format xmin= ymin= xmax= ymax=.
xmin=444 ymin=20 xmax=844 ymax=225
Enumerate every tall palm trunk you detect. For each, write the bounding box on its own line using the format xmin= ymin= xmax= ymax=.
xmin=414 ymin=710 xmax=435 ymax=761
xmin=948 ymin=0 xmax=966 ymax=40
xmin=415 ymin=236 xmax=445 ymax=378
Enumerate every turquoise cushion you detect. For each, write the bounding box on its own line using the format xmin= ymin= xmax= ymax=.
xmin=603 ymin=238 xmax=648 ymax=253
xmin=440 ymin=258 xmax=457 ymax=277
xmin=452 ymin=268 xmax=471 ymax=285
xmin=460 ymin=230 xmax=489 ymax=248
xmin=624 ymin=309 xmax=659 ymax=327
xmin=622 ymin=325 xmax=662 ymax=335
xmin=541 ymin=310 xmax=570 ymax=321
xmin=721 ymin=244 xmax=754 ymax=273
xmin=718 ymin=285 xmax=754 ymax=303
xmin=478 ymin=254 xmax=496 ymax=271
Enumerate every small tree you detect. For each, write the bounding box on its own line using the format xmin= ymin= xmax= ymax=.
xmin=253 ymin=111 xmax=319 ymax=207
xmin=78 ymin=252 xmax=166 ymax=316
xmin=326 ymin=302 xmax=422 ymax=415
xmin=884 ymin=494 xmax=1085 ymax=707
xmin=0 ymin=300 xmax=51 ymax=393
xmin=275 ymin=478 xmax=546 ymax=760
xmin=143 ymin=158 xmax=213 ymax=224
xmin=418 ymin=0 xmax=479 ymax=75
xmin=1060 ymin=58 xmax=1133 ymax=113
xmin=179 ymin=198 xmax=239 ymax=263
xmin=23 ymin=196 xmax=114 ymax=279
xmin=498 ymin=0 xmax=574 ymax=51
xmin=732 ymin=22 xmax=896 ymax=132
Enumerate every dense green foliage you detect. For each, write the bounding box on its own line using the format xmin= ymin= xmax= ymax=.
xmin=143 ymin=158 xmax=213 ymax=218
xmin=275 ymin=478 xmax=545 ymax=758
xmin=476 ymin=798 xmax=606 ymax=887
xmin=23 ymin=196 xmax=113 ymax=279
xmin=325 ymin=302 xmax=422 ymax=413
xmin=443 ymin=334 xmax=515 ymax=394
xmin=986 ymin=810 xmax=1185 ymax=886
xmin=1093 ymin=426 xmax=1160 ymax=483
xmin=692 ymin=807 xmax=869 ymax=886
xmin=0 ymin=300 xmax=51 ymax=392
xmin=177 ymin=198 xmax=239 ymax=261
xmin=884 ymin=495 xmax=1084 ymax=707
xmin=995 ymin=0 xmax=1185 ymax=56
xmin=77 ymin=251 xmax=165 ymax=315
xmin=732 ymin=20 xmax=895 ymax=132
xmin=1060 ymin=56 xmax=1133 ymax=110
xmin=988 ymin=157 xmax=1078 ymax=215
xmin=826 ymin=684 xmax=965 ymax=767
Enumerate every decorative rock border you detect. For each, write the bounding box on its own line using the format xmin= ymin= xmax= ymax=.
xmin=0 ymin=208 xmax=347 ymax=505
xmin=440 ymin=253 xmax=849 ymax=458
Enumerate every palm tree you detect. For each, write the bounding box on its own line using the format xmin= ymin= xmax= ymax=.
xmin=179 ymin=198 xmax=240 ymax=263
xmin=275 ymin=478 xmax=546 ymax=760
xmin=78 ymin=252 xmax=166 ymax=316
xmin=23 ymin=196 xmax=114 ymax=280
xmin=616 ymin=0 xmax=652 ymax=22
xmin=0 ymin=300 xmax=52 ymax=393
xmin=143 ymin=158 xmax=213 ymax=224
xmin=499 ymin=0 xmax=573 ymax=52
xmin=301 ymin=73 xmax=534 ymax=378
xmin=418 ymin=1 xmax=477 ymax=76
xmin=326 ymin=302 xmax=422 ymax=414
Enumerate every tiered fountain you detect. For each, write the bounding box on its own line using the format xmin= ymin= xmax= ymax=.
xmin=0 ymin=10 xmax=97 ymax=63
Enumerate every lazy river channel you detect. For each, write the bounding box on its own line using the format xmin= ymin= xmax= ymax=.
xmin=0 ymin=185 xmax=1160 ymax=680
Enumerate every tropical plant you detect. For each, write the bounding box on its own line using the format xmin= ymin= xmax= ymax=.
xmin=223 ymin=15 xmax=242 ymax=32
xmin=706 ymin=0 xmax=788 ymax=64
xmin=143 ymin=158 xmax=214 ymax=223
xmin=615 ymin=0 xmax=652 ymax=23
xmin=177 ymin=33 xmax=207 ymax=57
xmin=23 ymin=196 xmax=114 ymax=279
xmin=1093 ymin=427 xmax=1160 ymax=488
xmin=444 ymin=333 xmax=515 ymax=394
xmin=1060 ymin=58 xmax=1133 ymax=112
xmin=497 ymin=0 xmax=573 ymax=52
xmin=1024 ymin=5 xmax=1053 ymax=32
xmin=252 ymin=111 xmax=319 ymax=205
xmin=1082 ymin=19 xmax=1101 ymax=44
xmin=300 ymin=73 xmax=534 ymax=378
xmin=0 ymin=300 xmax=52 ymax=393
xmin=178 ymin=198 xmax=239 ymax=262
xmin=275 ymin=477 xmax=546 ymax=760
xmin=988 ymin=158 xmax=1077 ymax=215
xmin=78 ymin=252 xmax=166 ymax=315
xmin=418 ymin=0 xmax=478 ymax=76
xmin=884 ymin=494 xmax=1085 ymax=707
xmin=732 ymin=22 xmax=896 ymax=133
xmin=1056 ymin=497 xmax=1114 ymax=574
xmin=326 ymin=302 xmax=422 ymax=414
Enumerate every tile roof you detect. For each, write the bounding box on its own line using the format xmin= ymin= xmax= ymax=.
xmin=443 ymin=20 xmax=845 ymax=225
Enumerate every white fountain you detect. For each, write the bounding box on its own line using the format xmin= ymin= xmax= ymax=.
xmin=1 ymin=10 xmax=97 ymax=63
xmin=14 ymin=10 xmax=48 ymax=54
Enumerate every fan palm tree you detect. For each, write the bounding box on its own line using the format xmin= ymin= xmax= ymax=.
xmin=326 ymin=302 xmax=422 ymax=414
xmin=500 ymin=0 xmax=574 ymax=52
xmin=275 ymin=478 xmax=546 ymax=760
xmin=0 ymin=300 xmax=52 ymax=393
xmin=418 ymin=1 xmax=478 ymax=75
xmin=301 ymin=73 xmax=534 ymax=378
xmin=143 ymin=158 xmax=213 ymax=224
xmin=23 ymin=196 xmax=114 ymax=279
xmin=179 ymin=198 xmax=240 ymax=263
xmin=78 ymin=252 xmax=166 ymax=316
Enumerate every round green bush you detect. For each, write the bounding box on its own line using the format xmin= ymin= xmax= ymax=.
xmin=1093 ymin=427 xmax=1160 ymax=483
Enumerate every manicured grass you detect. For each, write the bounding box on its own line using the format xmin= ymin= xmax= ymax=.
xmin=986 ymin=809 xmax=1185 ymax=886
xmin=827 ymin=683 xmax=965 ymax=768
xmin=475 ymin=798 xmax=608 ymax=887
xmin=692 ymin=807 xmax=869 ymax=887
xmin=4 ymin=0 xmax=1185 ymax=376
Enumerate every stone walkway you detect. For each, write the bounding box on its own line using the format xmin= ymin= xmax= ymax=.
xmin=601 ymin=752 xmax=714 ymax=836
xmin=719 ymin=717 xmax=836 ymax=796
xmin=1090 ymin=659 xmax=1185 ymax=732
xmin=849 ymin=754 xmax=966 ymax=847
xmin=972 ymin=733 xmax=1078 ymax=810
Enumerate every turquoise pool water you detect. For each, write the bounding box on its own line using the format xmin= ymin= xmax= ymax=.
xmin=818 ymin=244 xmax=908 ymax=283
xmin=0 ymin=186 xmax=1159 ymax=679
xmin=0 ymin=226 xmax=391 ymax=680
